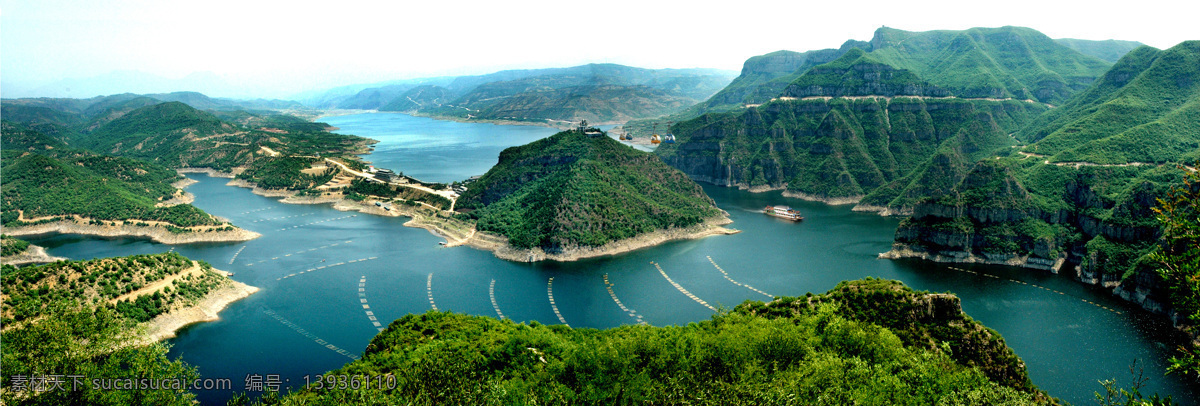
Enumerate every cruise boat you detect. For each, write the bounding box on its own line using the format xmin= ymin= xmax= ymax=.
xmin=764 ymin=205 xmax=803 ymax=221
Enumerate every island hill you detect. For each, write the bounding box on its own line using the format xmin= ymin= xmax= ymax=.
xmin=263 ymin=125 xmax=739 ymax=262
xmin=453 ymin=126 xmax=737 ymax=261
xmin=0 ymin=95 xmax=374 ymax=244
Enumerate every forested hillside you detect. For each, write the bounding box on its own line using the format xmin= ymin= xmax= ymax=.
xmin=264 ymin=278 xmax=1048 ymax=405
xmin=1 ymin=121 xmax=224 ymax=228
xmin=0 ymin=253 xmax=239 ymax=406
xmin=457 ymin=129 xmax=723 ymax=251
xmin=891 ymin=41 xmax=1200 ymax=308
xmin=320 ymin=64 xmax=736 ymax=124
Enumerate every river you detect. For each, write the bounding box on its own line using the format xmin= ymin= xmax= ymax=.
xmin=22 ymin=113 xmax=1197 ymax=405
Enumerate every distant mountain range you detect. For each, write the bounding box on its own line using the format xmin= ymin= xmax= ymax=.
xmin=656 ymin=25 xmax=1196 ymax=322
xmin=299 ymin=64 xmax=738 ymax=124
xmin=1 ymin=95 xmax=369 ymax=229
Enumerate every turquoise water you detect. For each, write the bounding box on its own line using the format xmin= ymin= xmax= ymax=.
xmin=23 ymin=113 xmax=1196 ymax=405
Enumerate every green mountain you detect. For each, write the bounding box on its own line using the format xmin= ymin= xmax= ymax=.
xmin=690 ymin=42 xmax=871 ymax=113
xmin=379 ymin=84 xmax=455 ymax=111
xmin=780 ymin=48 xmax=950 ymax=98
xmin=1 ymin=122 xmax=223 ymax=228
xmin=859 ymin=26 xmax=1111 ymax=105
xmin=55 ymin=101 xmax=370 ymax=171
xmin=656 ymin=26 xmax=1118 ymax=214
xmin=342 ymin=64 xmax=736 ymax=123
xmin=890 ymin=41 xmax=1200 ymax=315
xmin=0 ymin=95 xmax=371 ymax=228
xmin=455 ymin=84 xmax=696 ymax=124
xmin=657 ymin=96 xmax=1046 ymax=205
xmin=456 ymin=129 xmax=723 ymax=251
xmin=1016 ymin=42 xmax=1200 ymax=164
xmin=73 ymin=101 xmax=254 ymax=169
xmin=1055 ymin=38 xmax=1146 ymax=63
xmin=272 ymin=279 xmax=1046 ymax=405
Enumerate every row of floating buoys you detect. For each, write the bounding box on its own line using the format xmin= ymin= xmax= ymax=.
xmin=239 ymin=207 xmax=273 ymax=215
xmin=947 ymin=266 xmax=1122 ymax=314
xmin=277 ymin=256 xmax=378 ymax=280
xmin=247 ymin=241 xmax=353 ymax=267
xmin=603 ymin=274 xmax=646 ymax=325
xmin=262 ymin=308 xmax=359 ymax=360
xmin=547 ymin=277 xmax=569 ymax=326
xmin=358 ymin=276 xmax=384 ymax=332
xmin=228 ymin=246 xmax=247 ymax=265
xmin=276 ymin=214 xmax=357 ymax=231
xmin=489 ymin=279 xmax=505 ymax=320
xmin=651 ymin=261 xmax=716 ymax=312
xmin=427 ymin=273 xmax=438 ymax=311
xmin=252 ymin=212 xmax=314 ymax=223
xmin=707 ymin=256 xmax=773 ymax=298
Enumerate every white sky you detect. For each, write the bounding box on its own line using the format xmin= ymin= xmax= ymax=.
xmin=1 ymin=0 xmax=1195 ymax=99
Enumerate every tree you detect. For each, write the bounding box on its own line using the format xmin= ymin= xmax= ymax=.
xmin=1151 ymin=163 xmax=1200 ymax=378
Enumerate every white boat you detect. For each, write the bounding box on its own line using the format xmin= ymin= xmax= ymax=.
xmin=764 ymin=205 xmax=803 ymax=221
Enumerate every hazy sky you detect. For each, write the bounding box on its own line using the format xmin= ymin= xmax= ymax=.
xmin=2 ymin=0 xmax=1194 ymax=99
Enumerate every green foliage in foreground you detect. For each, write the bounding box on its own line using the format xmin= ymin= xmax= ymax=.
xmin=0 ymin=305 xmax=198 ymax=406
xmin=267 ymin=279 xmax=1046 ymax=405
xmin=1151 ymin=163 xmax=1200 ymax=378
xmin=458 ymin=130 xmax=721 ymax=250
xmin=0 ymin=253 xmax=234 ymax=405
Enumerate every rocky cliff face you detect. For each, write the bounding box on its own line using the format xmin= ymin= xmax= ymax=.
xmin=890 ymin=161 xmax=1172 ymax=317
xmin=741 ymin=278 xmax=1036 ymax=392
xmin=658 ymin=97 xmax=1044 ymax=206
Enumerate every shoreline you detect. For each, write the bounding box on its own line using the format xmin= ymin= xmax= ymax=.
xmin=1 ymin=244 xmax=67 ymax=266
xmin=697 ymin=180 xmax=1194 ymax=344
xmin=139 ymin=268 xmax=258 ymax=343
xmin=402 ymin=110 xmax=590 ymax=130
xmin=878 ymin=246 xmax=1065 ymax=272
xmin=223 ymin=174 xmax=739 ymax=262
xmin=477 ymin=216 xmax=740 ymax=263
xmin=880 ymin=244 xmax=1200 ymax=346
xmin=0 ymin=221 xmax=261 ymax=244
xmin=780 ymin=190 xmax=864 ymax=206
xmin=177 ymin=167 xmax=237 ymax=178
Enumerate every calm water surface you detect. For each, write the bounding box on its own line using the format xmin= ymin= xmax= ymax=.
xmin=24 ymin=113 xmax=1197 ymax=405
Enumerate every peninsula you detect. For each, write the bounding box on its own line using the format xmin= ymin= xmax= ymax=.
xmin=215 ymin=127 xmax=737 ymax=262
xmin=455 ymin=128 xmax=737 ymax=261
xmin=0 ymin=252 xmax=256 ymax=404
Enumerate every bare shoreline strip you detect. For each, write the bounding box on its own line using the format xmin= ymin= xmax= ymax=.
xmin=1 ymin=244 xmax=67 ymax=266
xmin=1 ymin=222 xmax=261 ymax=245
xmin=139 ymin=269 xmax=259 ymax=343
xmin=223 ymin=172 xmax=740 ymax=263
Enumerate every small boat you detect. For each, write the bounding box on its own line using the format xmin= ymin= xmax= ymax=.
xmin=764 ymin=206 xmax=803 ymax=221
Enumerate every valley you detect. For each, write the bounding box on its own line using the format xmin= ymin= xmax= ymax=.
xmin=1 ymin=20 xmax=1196 ymax=406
